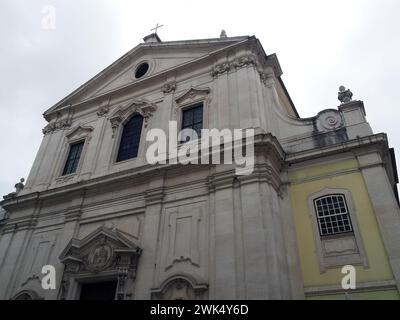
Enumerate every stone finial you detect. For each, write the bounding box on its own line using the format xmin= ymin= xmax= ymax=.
xmin=338 ymin=86 xmax=353 ymax=104
xmin=220 ymin=30 xmax=227 ymax=38
xmin=14 ymin=178 xmax=25 ymax=193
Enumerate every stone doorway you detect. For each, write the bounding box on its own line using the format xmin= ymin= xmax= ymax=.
xmin=79 ymin=281 xmax=118 ymax=300
xmin=59 ymin=226 xmax=142 ymax=300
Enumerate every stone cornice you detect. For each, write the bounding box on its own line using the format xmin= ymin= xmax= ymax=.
xmin=1 ymin=217 xmax=38 ymax=233
xmin=65 ymin=208 xmax=82 ymax=223
xmin=206 ymin=170 xmax=237 ymax=192
xmin=206 ymin=165 xmax=282 ymax=195
xmin=288 ymin=167 xmax=360 ymax=185
xmin=285 ymin=133 xmax=389 ymax=164
xmin=144 ymin=187 xmax=165 ymax=206
xmin=304 ymin=280 xmax=397 ymax=297
xmin=1 ymin=133 xmax=285 ymax=210
xmin=211 ymin=54 xmax=258 ymax=78
xmin=43 ymin=105 xmax=74 ymax=133
xmin=211 ymin=53 xmax=281 ymax=89
xmin=42 ymin=118 xmax=72 ymax=135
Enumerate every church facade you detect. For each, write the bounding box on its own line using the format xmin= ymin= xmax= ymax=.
xmin=1 ymin=33 xmax=400 ymax=300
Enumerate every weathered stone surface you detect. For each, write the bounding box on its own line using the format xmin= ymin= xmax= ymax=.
xmin=0 ymin=35 xmax=399 ymax=300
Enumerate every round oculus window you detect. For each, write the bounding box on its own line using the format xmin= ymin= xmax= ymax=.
xmin=135 ymin=62 xmax=149 ymax=79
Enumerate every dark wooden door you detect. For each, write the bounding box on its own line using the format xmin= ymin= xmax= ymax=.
xmin=79 ymin=281 xmax=117 ymax=300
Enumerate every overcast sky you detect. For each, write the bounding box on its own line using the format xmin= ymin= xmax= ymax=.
xmin=0 ymin=0 xmax=399 ymax=197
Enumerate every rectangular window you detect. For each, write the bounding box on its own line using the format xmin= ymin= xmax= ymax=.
xmin=62 ymin=141 xmax=84 ymax=176
xmin=314 ymin=194 xmax=353 ymax=236
xmin=181 ymin=103 xmax=203 ymax=142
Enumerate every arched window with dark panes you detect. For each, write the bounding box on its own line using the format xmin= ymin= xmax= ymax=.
xmin=116 ymin=114 xmax=144 ymax=162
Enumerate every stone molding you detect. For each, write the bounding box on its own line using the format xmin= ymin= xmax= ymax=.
xmin=1 ymin=133 xmax=285 ymax=210
xmin=144 ymin=187 xmax=165 ymax=206
xmin=304 ymin=280 xmax=398 ymax=297
xmin=108 ymin=99 xmax=158 ymax=137
xmin=285 ymin=133 xmax=389 ymax=164
xmin=11 ymin=289 xmax=42 ymax=300
xmin=211 ymin=53 xmax=282 ymax=89
xmin=42 ymin=119 xmax=72 ymax=135
xmin=211 ymin=54 xmax=258 ymax=78
xmin=65 ymin=124 xmax=94 ymax=139
xmin=1 ymin=217 xmax=38 ymax=233
xmin=59 ymin=226 xmax=142 ymax=300
xmin=65 ymin=208 xmax=82 ymax=223
xmin=151 ymin=274 xmax=208 ymax=300
xmin=173 ymin=86 xmax=211 ymax=133
xmin=260 ymin=72 xmax=275 ymax=87
xmin=307 ymin=188 xmax=368 ymax=273
xmin=162 ymin=82 xmax=177 ymax=94
xmin=174 ymin=86 xmax=211 ymax=106
xmin=96 ymin=97 xmax=111 ymax=117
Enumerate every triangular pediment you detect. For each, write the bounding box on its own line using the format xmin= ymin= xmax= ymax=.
xmin=44 ymin=37 xmax=250 ymax=117
xmin=94 ymin=52 xmax=199 ymax=96
xmin=65 ymin=124 xmax=94 ymax=140
xmin=60 ymin=226 xmax=140 ymax=257
xmin=59 ymin=226 xmax=141 ymax=273
xmin=175 ymin=86 xmax=211 ymax=105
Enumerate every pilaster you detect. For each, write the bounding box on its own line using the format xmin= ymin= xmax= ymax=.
xmin=134 ymin=177 xmax=165 ymax=299
xmin=356 ymin=151 xmax=400 ymax=293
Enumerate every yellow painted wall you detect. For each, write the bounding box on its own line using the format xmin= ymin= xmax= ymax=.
xmin=288 ymin=159 xmax=399 ymax=299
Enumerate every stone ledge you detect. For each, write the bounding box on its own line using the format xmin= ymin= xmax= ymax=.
xmin=304 ymin=279 xmax=397 ymax=297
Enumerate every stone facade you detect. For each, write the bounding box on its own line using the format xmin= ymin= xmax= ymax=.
xmin=1 ymin=34 xmax=400 ymax=300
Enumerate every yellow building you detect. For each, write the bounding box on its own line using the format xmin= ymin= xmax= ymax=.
xmin=289 ymin=155 xmax=400 ymax=299
xmin=289 ymin=135 xmax=400 ymax=299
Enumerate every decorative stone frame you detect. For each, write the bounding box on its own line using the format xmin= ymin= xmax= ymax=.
xmin=151 ymin=275 xmax=208 ymax=300
xmin=108 ymin=99 xmax=157 ymax=165
xmin=58 ymin=226 xmax=142 ymax=300
xmin=307 ymin=188 xmax=368 ymax=273
xmin=11 ymin=289 xmax=42 ymax=300
xmin=130 ymin=59 xmax=155 ymax=81
xmin=174 ymin=86 xmax=211 ymax=145
xmin=55 ymin=124 xmax=94 ymax=183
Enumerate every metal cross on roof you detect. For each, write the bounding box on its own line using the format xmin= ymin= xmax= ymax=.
xmin=151 ymin=23 xmax=164 ymax=34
